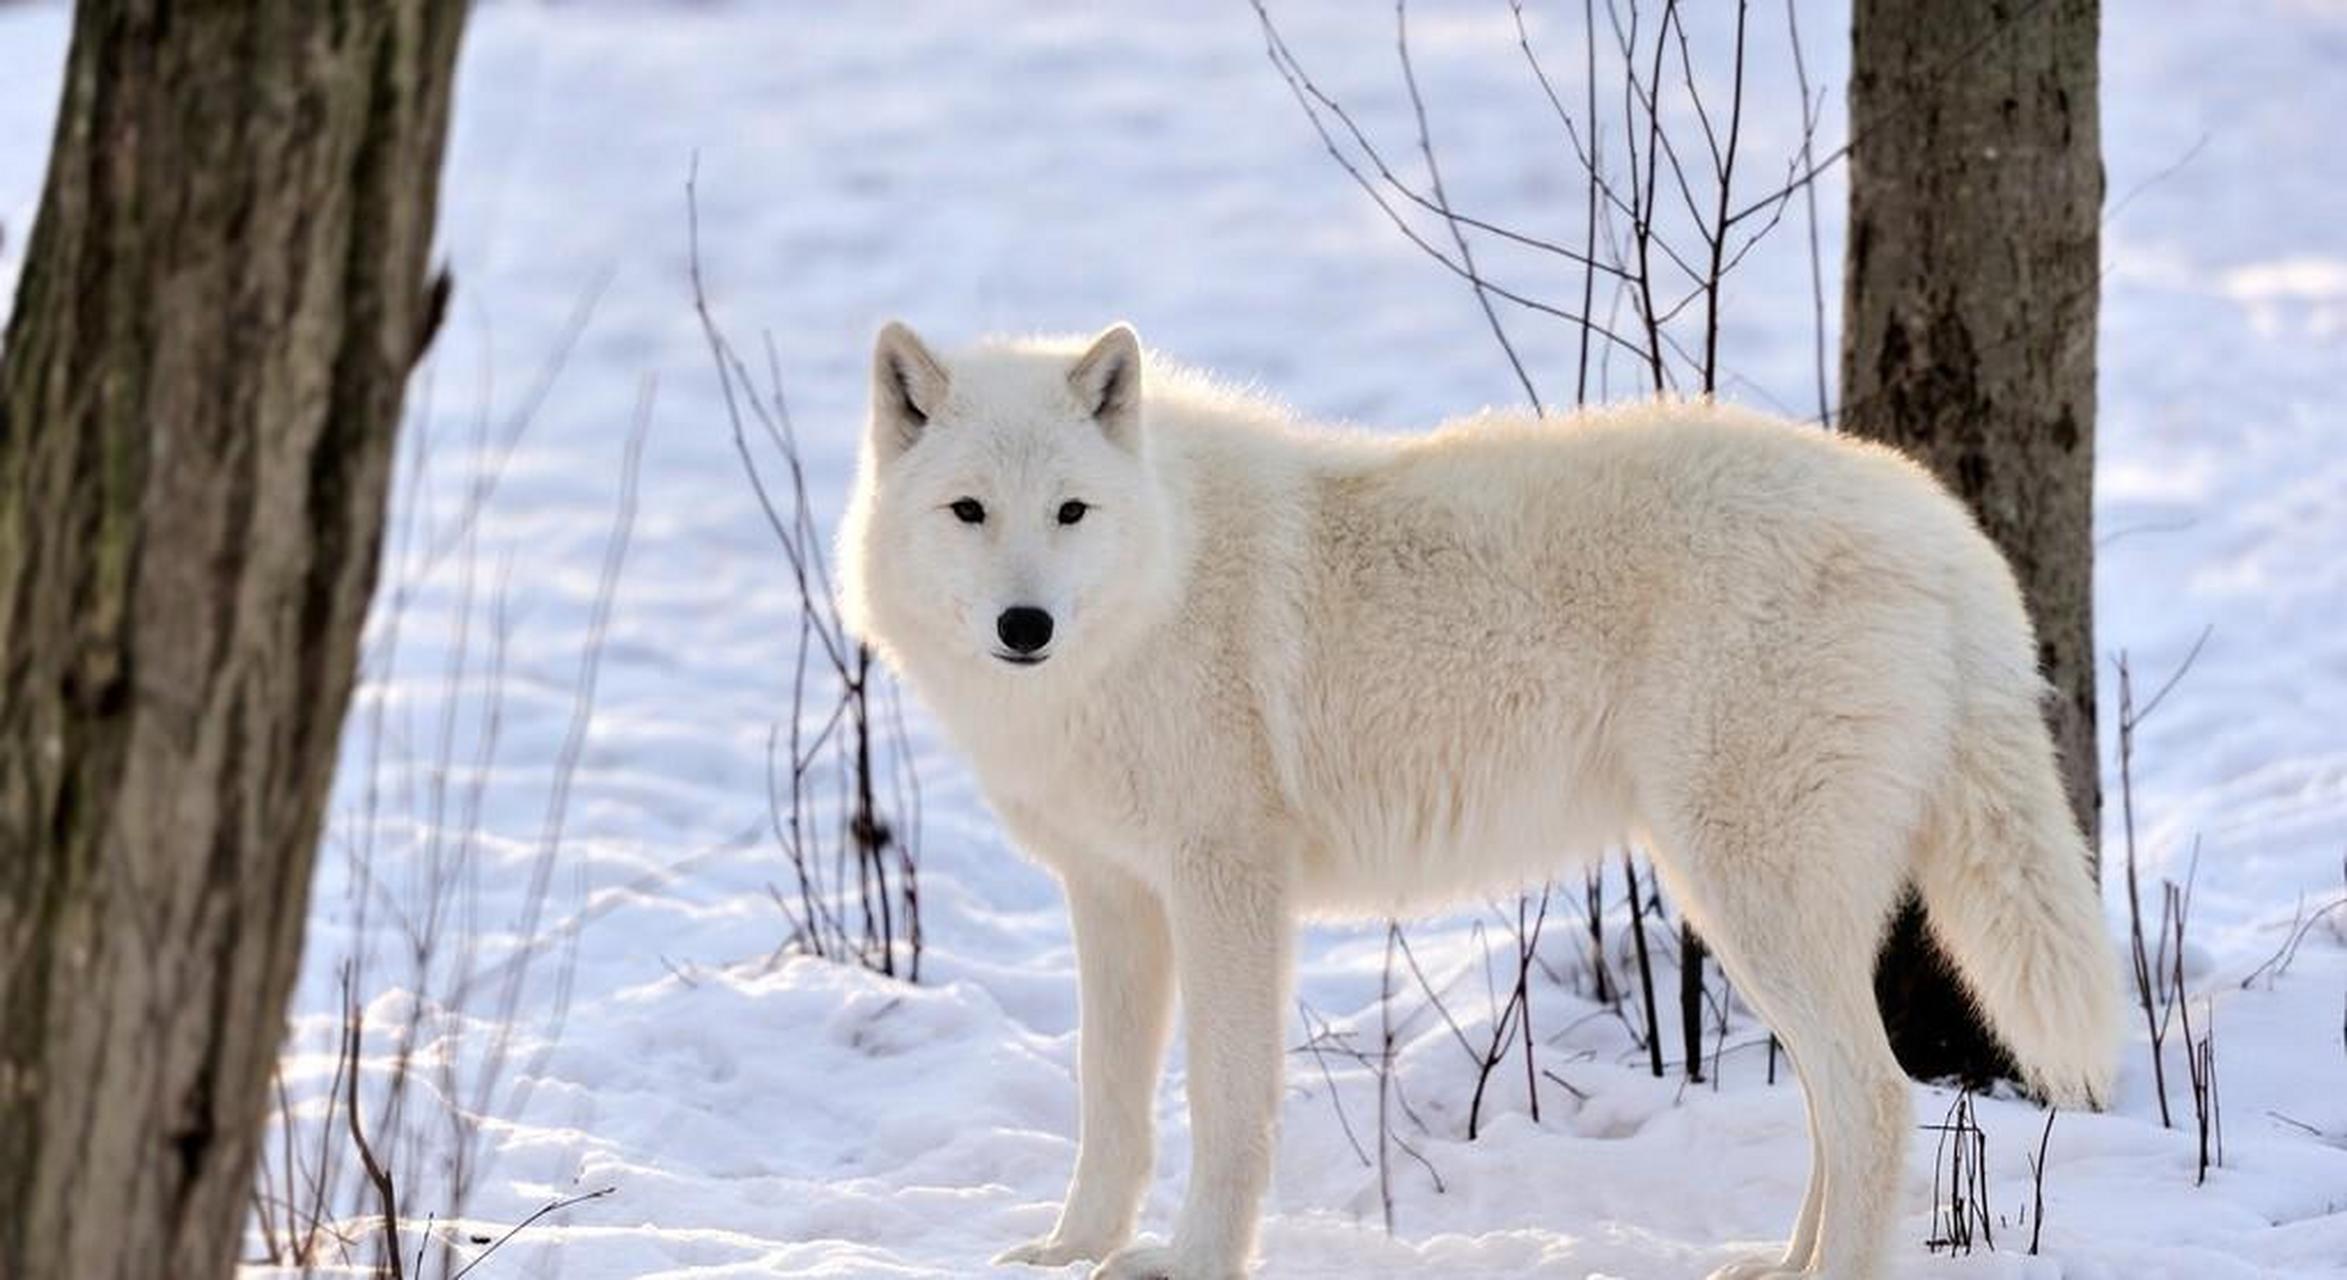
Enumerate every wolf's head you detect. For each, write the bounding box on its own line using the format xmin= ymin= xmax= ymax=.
xmin=839 ymin=322 xmax=1185 ymax=694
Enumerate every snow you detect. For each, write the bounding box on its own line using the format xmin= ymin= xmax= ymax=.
xmin=4 ymin=1 xmax=2345 ymax=1277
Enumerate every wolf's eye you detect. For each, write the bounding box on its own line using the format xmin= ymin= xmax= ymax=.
xmin=950 ymin=498 xmax=986 ymax=525
xmin=1057 ymin=500 xmax=1089 ymax=526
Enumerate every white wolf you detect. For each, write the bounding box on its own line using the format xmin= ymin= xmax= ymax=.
xmin=838 ymin=322 xmax=2120 ymax=1280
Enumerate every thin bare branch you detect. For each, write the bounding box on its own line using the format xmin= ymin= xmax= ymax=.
xmin=1395 ymin=0 xmax=1543 ymax=411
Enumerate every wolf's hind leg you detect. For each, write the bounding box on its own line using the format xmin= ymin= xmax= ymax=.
xmin=1704 ymin=1040 xmax=1825 ymax=1279
xmin=1648 ymin=781 xmax=1918 ymax=1279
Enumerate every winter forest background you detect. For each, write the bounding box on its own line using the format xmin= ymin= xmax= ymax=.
xmin=1 ymin=1 xmax=2344 ymax=1277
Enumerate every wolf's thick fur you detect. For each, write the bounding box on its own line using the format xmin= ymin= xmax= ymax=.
xmin=839 ymin=324 xmax=2121 ymax=1280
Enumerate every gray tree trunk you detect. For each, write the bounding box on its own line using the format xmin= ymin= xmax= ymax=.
xmin=1841 ymin=0 xmax=2102 ymax=1085
xmin=0 ymin=4 xmax=465 ymax=1276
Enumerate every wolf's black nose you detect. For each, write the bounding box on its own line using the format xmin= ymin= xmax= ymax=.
xmin=996 ymin=606 xmax=1054 ymax=654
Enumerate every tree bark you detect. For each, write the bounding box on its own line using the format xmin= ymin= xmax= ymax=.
xmin=0 ymin=4 xmax=464 ymax=1276
xmin=1841 ymin=0 xmax=2101 ymax=1087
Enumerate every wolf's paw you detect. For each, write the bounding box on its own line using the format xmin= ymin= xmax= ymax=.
xmin=1705 ymin=1250 xmax=1802 ymax=1280
xmin=1089 ymin=1240 xmax=1242 ymax=1280
xmin=995 ymin=1234 xmax=1110 ymax=1268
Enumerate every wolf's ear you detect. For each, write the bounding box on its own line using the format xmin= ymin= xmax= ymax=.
xmin=871 ymin=321 xmax=950 ymax=462
xmin=1068 ymin=323 xmax=1143 ymax=449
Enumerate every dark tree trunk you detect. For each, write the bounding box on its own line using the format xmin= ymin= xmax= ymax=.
xmin=1841 ymin=0 xmax=2102 ymax=1087
xmin=0 ymin=4 xmax=464 ymax=1276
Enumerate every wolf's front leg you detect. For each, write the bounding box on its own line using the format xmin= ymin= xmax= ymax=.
xmin=997 ymin=866 xmax=1174 ymax=1269
xmin=1094 ymin=861 xmax=1289 ymax=1280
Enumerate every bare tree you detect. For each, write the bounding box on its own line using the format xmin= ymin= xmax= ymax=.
xmin=1841 ymin=0 xmax=2103 ymax=1088
xmin=0 ymin=4 xmax=466 ymax=1276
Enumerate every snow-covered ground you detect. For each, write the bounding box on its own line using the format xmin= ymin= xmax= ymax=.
xmin=4 ymin=2 xmax=2345 ymax=1277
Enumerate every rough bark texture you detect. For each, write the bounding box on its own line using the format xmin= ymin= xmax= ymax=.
xmin=0 ymin=4 xmax=464 ymax=1276
xmin=1842 ymin=0 xmax=2101 ymax=1087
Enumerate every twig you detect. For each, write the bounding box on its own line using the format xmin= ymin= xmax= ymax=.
xmin=1395 ymin=0 xmax=1543 ymax=412
xmin=2026 ymin=1109 xmax=2056 ymax=1256
xmin=1922 ymin=1091 xmax=1993 ymax=1255
xmin=2114 ymin=632 xmax=2213 ymax=1126
xmin=2238 ymin=850 xmax=2347 ymax=989
xmin=1295 ymin=1002 xmax=1375 ymax=1168
xmin=1784 ymin=0 xmax=1830 ymax=426
xmin=1393 ymin=928 xmax=1485 ymax=1065
xmin=1623 ymin=851 xmax=1664 ymax=1077
xmin=687 ymin=160 xmax=922 ymax=980
xmin=447 ymin=1186 xmax=618 ymax=1280
xmin=1252 ymin=1 xmax=1656 ymax=365
xmin=1378 ymin=923 xmax=1400 ymax=1233
xmin=2175 ymin=878 xmax=2223 ymax=1185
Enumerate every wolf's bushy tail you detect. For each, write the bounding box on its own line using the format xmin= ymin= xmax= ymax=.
xmin=1911 ymin=678 xmax=2123 ymax=1109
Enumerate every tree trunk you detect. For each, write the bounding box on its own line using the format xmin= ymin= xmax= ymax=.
xmin=0 ymin=4 xmax=464 ymax=1276
xmin=1841 ymin=0 xmax=2101 ymax=1087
